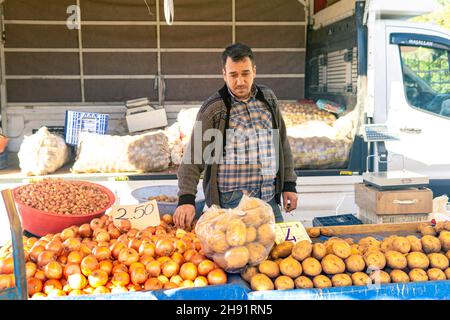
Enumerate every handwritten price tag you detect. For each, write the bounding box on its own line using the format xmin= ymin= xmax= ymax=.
xmin=110 ymin=200 xmax=160 ymax=230
xmin=274 ymin=221 xmax=311 ymax=244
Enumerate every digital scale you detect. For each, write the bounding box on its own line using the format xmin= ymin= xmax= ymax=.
xmin=362 ymin=124 xmax=429 ymax=190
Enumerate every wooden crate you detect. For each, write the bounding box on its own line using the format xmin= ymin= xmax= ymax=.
xmin=355 ymin=183 xmax=432 ymax=215
xmin=306 ymin=221 xmax=429 ymax=237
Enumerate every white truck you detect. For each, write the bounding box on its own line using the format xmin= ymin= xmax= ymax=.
xmin=0 ymin=0 xmax=449 ymax=225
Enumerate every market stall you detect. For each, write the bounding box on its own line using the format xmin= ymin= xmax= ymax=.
xmin=1 ymin=179 xmax=449 ymax=300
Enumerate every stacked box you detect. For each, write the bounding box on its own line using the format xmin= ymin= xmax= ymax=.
xmin=64 ymin=111 xmax=109 ymax=146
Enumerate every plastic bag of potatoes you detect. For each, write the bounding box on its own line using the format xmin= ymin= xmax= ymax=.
xmin=280 ymin=101 xmax=336 ymax=128
xmin=72 ymin=131 xmax=170 ymax=173
xmin=195 ymin=196 xmax=276 ymax=273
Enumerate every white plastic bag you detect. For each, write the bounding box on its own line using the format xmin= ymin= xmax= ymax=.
xmin=165 ymin=122 xmax=184 ymax=165
xmin=177 ymin=107 xmax=199 ymax=143
xmin=18 ymin=127 xmax=69 ymax=176
xmin=72 ymin=131 xmax=170 ymax=173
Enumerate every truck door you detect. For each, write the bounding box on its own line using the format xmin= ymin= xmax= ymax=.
xmin=384 ymin=28 xmax=450 ymax=174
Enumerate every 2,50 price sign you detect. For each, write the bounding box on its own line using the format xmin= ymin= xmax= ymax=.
xmin=110 ymin=200 xmax=160 ymax=230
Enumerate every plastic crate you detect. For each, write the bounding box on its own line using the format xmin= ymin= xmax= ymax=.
xmin=358 ymin=209 xmax=429 ymax=224
xmin=0 ymin=151 xmax=7 ymax=170
xmin=64 ymin=111 xmax=108 ymax=146
xmin=312 ymin=214 xmax=363 ymax=227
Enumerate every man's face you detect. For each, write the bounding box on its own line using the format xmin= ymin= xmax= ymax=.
xmin=223 ymin=56 xmax=256 ymax=100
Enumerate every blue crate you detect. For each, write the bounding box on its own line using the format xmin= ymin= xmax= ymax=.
xmin=64 ymin=110 xmax=109 ymax=145
xmin=0 ymin=151 xmax=7 ymax=170
xmin=313 ymin=214 xmax=363 ymax=227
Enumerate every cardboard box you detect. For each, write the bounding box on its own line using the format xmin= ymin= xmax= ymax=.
xmin=65 ymin=111 xmax=109 ymax=145
xmin=355 ymin=183 xmax=433 ymax=215
xmin=126 ymin=107 xmax=168 ymax=133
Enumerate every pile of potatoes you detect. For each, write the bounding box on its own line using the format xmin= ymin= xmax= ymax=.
xmin=195 ymin=196 xmax=276 ymax=273
xmin=242 ymin=223 xmax=450 ymax=291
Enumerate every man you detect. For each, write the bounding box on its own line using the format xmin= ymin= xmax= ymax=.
xmin=173 ymin=43 xmax=298 ymax=229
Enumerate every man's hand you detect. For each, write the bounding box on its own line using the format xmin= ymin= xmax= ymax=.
xmin=282 ymin=192 xmax=298 ymax=212
xmin=173 ymin=204 xmax=196 ymax=230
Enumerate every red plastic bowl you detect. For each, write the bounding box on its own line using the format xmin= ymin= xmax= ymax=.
xmin=12 ymin=181 xmax=116 ymax=237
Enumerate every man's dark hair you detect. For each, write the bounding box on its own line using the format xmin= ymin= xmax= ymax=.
xmin=222 ymin=43 xmax=255 ymax=67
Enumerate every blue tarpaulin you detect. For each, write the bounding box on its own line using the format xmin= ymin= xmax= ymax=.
xmin=248 ymin=280 xmax=450 ymax=300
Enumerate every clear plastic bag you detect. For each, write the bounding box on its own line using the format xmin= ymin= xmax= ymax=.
xmin=195 ymin=196 xmax=276 ymax=273
xmin=286 ymin=120 xmax=353 ymax=169
xmin=280 ymin=101 xmax=336 ymax=128
xmin=18 ymin=127 xmax=69 ymax=176
xmin=72 ymin=130 xmax=170 ymax=173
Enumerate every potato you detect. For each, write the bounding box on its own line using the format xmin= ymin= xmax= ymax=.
xmin=392 ymin=237 xmax=411 ymax=254
xmin=331 ymin=274 xmax=352 ymax=287
xmin=301 ymin=257 xmax=322 ymax=277
xmin=320 ymin=228 xmax=334 ymax=237
xmin=427 ymin=268 xmax=446 ymax=281
xmin=406 ymin=235 xmax=422 ymax=252
xmin=358 ymin=237 xmax=381 ymax=249
xmin=421 ymin=226 xmax=437 ymax=237
xmin=385 ymin=251 xmax=408 ymax=269
xmin=332 ymin=241 xmax=352 ymax=259
xmin=380 ymin=236 xmax=397 ymax=253
xmin=445 ymin=221 xmax=450 ymax=231
xmin=421 ymin=235 xmax=442 ymax=253
xmin=209 ymin=231 xmax=230 ymax=253
xmin=274 ymin=275 xmax=295 ymax=290
xmin=447 ymin=250 xmax=450 ymax=260
xmin=245 ymin=227 xmax=257 ymax=243
xmin=312 ymin=243 xmax=327 ymax=260
xmin=407 ymin=252 xmax=430 ymax=269
xmin=445 ymin=268 xmax=450 ymax=280
xmin=246 ymin=242 xmax=267 ymax=265
xmin=270 ymin=241 xmax=293 ymax=259
xmin=344 ymin=238 xmax=354 ymax=245
xmin=369 ymin=270 xmax=391 ymax=284
xmin=279 ymin=257 xmax=302 ymax=278
xmin=214 ymin=214 xmax=234 ymax=232
xmin=257 ymin=224 xmax=275 ymax=246
xmin=390 ymin=269 xmax=409 ymax=283
xmin=242 ymin=208 xmax=263 ymax=227
xmin=435 ymin=222 xmax=445 ymax=233
xmin=313 ymin=275 xmax=332 ymax=289
xmin=390 ymin=269 xmax=410 ymax=283
xmin=294 ymin=276 xmax=314 ymax=289
xmin=291 ymin=240 xmax=312 ymax=262
xmin=324 ymin=238 xmax=344 ymax=254
xmin=321 ymin=254 xmax=346 ymax=275
xmin=258 ymin=260 xmax=280 ymax=278
xmin=273 ymin=258 xmax=283 ymax=265
xmin=439 ymin=230 xmax=450 ymax=251
xmin=427 ymin=253 xmax=449 ymax=270
xmin=345 ymin=254 xmax=366 ymax=273
xmin=226 ymin=219 xmax=247 ymax=246
xmin=351 ymin=272 xmax=371 ymax=286
xmin=307 ymin=228 xmax=321 ymax=238
xmin=409 ymin=268 xmax=429 ymax=282
xmin=250 ymin=273 xmax=274 ymax=291
xmin=224 ymin=246 xmax=249 ymax=269
xmin=241 ymin=266 xmax=258 ymax=283
xmin=351 ymin=244 xmax=362 ymax=255
xmin=364 ymin=251 xmax=386 ymax=270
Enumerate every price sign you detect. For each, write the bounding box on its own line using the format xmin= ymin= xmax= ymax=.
xmin=110 ymin=200 xmax=160 ymax=230
xmin=274 ymin=221 xmax=311 ymax=244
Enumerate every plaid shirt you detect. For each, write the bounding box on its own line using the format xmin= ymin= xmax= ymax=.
xmin=217 ymin=86 xmax=277 ymax=201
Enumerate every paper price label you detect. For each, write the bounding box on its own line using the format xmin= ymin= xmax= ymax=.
xmin=110 ymin=200 xmax=160 ymax=230
xmin=274 ymin=221 xmax=311 ymax=244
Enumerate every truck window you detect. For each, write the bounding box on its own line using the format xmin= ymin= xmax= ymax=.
xmin=399 ymin=45 xmax=450 ymax=118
